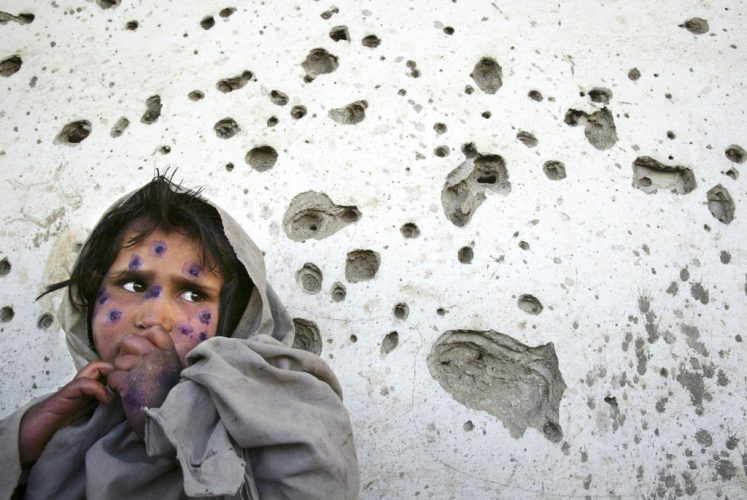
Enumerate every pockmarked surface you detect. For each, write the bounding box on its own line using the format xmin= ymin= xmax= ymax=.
xmin=0 ymin=1 xmax=745 ymax=497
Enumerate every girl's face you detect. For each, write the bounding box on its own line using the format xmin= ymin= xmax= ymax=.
xmin=91 ymin=228 xmax=224 ymax=366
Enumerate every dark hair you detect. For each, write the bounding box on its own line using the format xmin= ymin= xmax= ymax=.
xmin=42 ymin=172 xmax=253 ymax=350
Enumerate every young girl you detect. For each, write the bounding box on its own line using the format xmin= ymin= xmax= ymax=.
xmin=0 ymin=174 xmax=359 ymax=499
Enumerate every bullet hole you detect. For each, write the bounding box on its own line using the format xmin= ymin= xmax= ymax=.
xmin=110 ymin=117 xmax=129 ymax=138
xmin=270 ymin=90 xmax=288 ymax=105
xmin=266 ymin=116 xmax=278 ymax=127
xmin=603 ymin=395 xmax=617 ymax=407
xmin=707 ymin=185 xmax=735 ymax=224
xmin=543 ymin=160 xmax=567 ymax=180
xmin=725 ymin=168 xmax=739 ymax=180
xmin=329 ymin=100 xmax=367 ymax=125
xmin=56 ymin=120 xmax=91 ymax=144
xmin=302 ymin=48 xmax=338 ymax=80
xmin=400 ymin=222 xmax=420 ymax=239
xmin=296 ymin=263 xmax=323 ymax=294
xmin=283 ymin=191 xmax=360 ymax=241
xmin=517 ymin=294 xmax=543 ymax=315
xmin=0 ymin=258 xmax=10 ymax=275
xmin=245 ymin=145 xmax=277 ymax=171
xmin=481 ymin=111 xmax=491 ymax=119
xmin=141 ymin=95 xmax=162 ymax=124
xmin=564 ymin=108 xmax=618 ymax=150
xmin=331 ymin=282 xmax=346 ymax=302
xmin=290 ymin=105 xmax=307 ymax=119
xmin=436 ymin=307 xmax=446 ymax=316
xmin=442 ymin=153 xmax=511 ymax=227
xmin=158 ymin=145 xmax=171 ymax=154
xmin=528 ymin=90 xmax=543 ymax=101
xmin=381 ymin=331 xmax=399 ymax=355
xmin=200 ymin=16 xmax=215 ymax=30
xmin=588 ymin=87 xmax=612 ymax=104
xmin=225 ymin=162 xmax=234 ymax=172
xmin=725 ymin=144 xmax=745 ymax=163
xmin=329 ymin=25 xmax=349 ymax=41
xmin=345 ymin=250 xmax=380 ymax=283
xmin=666 ymin=130 xmax=676 ymax=140
xmin=0 ymin=55 xmax=22 ymax=77
xmin=516 ymin=131 xmax=538 ymax=148
xmin=434 ymin=145 xmax=450 ymax=157
xmin=37 ymin=313 xmax=54 ymax=330
xmin=125 ymin=20 xmax=139 ymax=30
xmin=434 ymin=122 xmax=447 ymax=135
xmin=470 ymin=57 xmax=503 ymax=94
xmin=461 ymin=142 xmax=478 ymax=158
xmin=631 ymin=156 xmax=696 ymax=194
xmin=464 ymin=85 xmax=474 ymax=95
xmin=679 ymin=17 xmax=709 ymax=34
xmin=349 ymin=334 xmax=357 ymax=343
xmin=0 ymin=306 xmax=14 ymax=322
xmin=361 ymin=34 xmax=381 ymax=48
xmin=219 ymin=7 xmax=236 ymax=18
xmin=393 ymin=302 xmax=409 ymax=320
xmin=216 ymin=70 xmax=253 ymax=92
xmin=320 ymin=6 xmax=339 ymax=19
xmin=188 ymin=90 xmax=204 ymax=101
xmin=0 ymin=12 xmax=35 ymax=25
xmin=518 ymin=241 xmax=530 ymax=250
xmin=213 ymin=117 xmax=240 ymax=139
xmin=96 ymin=0 xmax=120 ymax=8
xmin=292 ymin=318 xmax=322 ymax=355
xmin=690 ymin=283 xmax=710 ymax=305
xmin=458 ymin=246 xmax=473 ymax=264
xmin=443 ymin=26 xmax=454 ymax=35
xmin=428 ymin=329 xmax=565 ymax=442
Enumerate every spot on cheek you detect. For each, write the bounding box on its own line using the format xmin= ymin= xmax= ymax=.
xmin=178 ymin=324 xmax=194 ymax=336
xmin=128 ymin=255 xmax=143 ymax=270
xmin=144 ymin=285 xmax=162 ymax=299
xmin=199 ymin=311 xmax=212 ymax=325
xmin=151 ymin=241 xmax=167 ymax=257
xmin=97 ymin=288 xmax=109 ymax=305
xmin=108 ymin=310 xmax=122 ymax=322
xmin=199 ymin=331 xmax=208 ymax=342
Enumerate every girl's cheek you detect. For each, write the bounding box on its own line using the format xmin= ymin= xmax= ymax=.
xmin=173 ymin=305 xmax=218 ymax=354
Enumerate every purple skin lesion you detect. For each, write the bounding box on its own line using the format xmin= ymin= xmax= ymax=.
xmin=97 ymin=288 xmax=109 ymax=305
xmin=128 ymin=255 xmax=143 ymax=270
xmin=199 ymin=311 xmax=212 ymax=325
xmin=199 ymin=331 xmax=208 ymax=342
xmin=185 ymin=263 xmax=203 ymax=277
xmin=151 ymin=241 xmax=167 ymax=257
xmin=144 ymin=285 xmax=162 ymax=299
xmin=177 ymin=324 xmax=194 ymax=336
xmin=108 ymin=309 xmax=122 ymax=322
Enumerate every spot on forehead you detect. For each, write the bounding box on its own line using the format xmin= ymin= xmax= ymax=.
xmin=108 ymin=310 xmax=122 ymax=322
xmin=151 ymin=240 xmax=167 ymax=257
xmin=199 ymin=311 xmax=212 ymax=325
xmin=144 ymin=285 xmax=162 ymax=299
xmin=128 ymin=255 xmax=143 ymax=270
xmin=184 ymin=262 xmax=203 ymax=277
xmin=178 ymin=324 xmax=194 ymax=336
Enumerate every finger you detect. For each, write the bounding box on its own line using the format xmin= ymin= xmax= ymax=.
xmin=76 ymin=360 xmax=114 ymax=381
xmin=59 ymin=378 xmax=112 ymax=405
xmin=144 ymin=328 xmax=175 ymax=351
xmin=120 ymin=333 xmax=157 ymax=356
xmin=106 ymin=370 xmax=128 ymax=395
xmin=112 ymin=354 xmax=141 ymax=372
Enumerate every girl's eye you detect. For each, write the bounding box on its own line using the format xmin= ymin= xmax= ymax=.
xmin=122 ymin=281 xmax=146 ymax=293
xmin=180 ymin=290 xmax=204 ymax=303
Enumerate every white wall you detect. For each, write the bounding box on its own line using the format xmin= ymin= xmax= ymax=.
xmin=1 ymin=0 xmax=745 ymax=497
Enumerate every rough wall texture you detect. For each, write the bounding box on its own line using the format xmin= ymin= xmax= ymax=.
xmin=1 ymin=0 xmax=745 ymax=497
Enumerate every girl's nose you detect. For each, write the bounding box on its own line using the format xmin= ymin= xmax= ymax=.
xmin=134 ymin=285 xmax=175 ymax=333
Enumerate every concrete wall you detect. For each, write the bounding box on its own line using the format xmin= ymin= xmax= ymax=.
xmin=1 ymin=0 xmax=745 ymax=497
